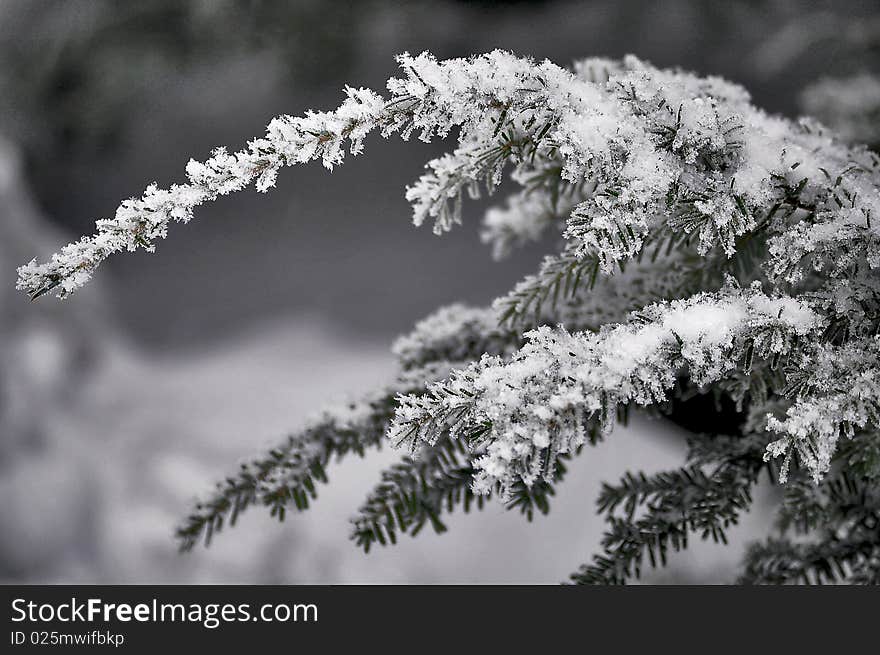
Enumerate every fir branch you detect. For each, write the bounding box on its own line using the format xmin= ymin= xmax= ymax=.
xmin=176 ymin=299 xmax=535 ymax=552
xmin=19 ymin=49 xmax=880 ymax=584
xmin=22 ymin=52 xmax=880 ymax=305
xmin=571 ymin=431 xmax=768 ymax=584
xmin=175 ymin=387 xmax=399 ymax=551
xmin=175 ymin=361 xmax=464 ymax=551
xmin=494 ymin=243 xmax=603 ymax=328
xmin=739 ymin=537 xmax=879 ymax=585
xmin=349 ymin=435 xmax=481 ymax=552
xmin=765 ymin=337 xmax=880 ymax=482
xmin=352 ymin=418 xmax=607 ymax=552
xmin=392 ymin=283 xmax=822 ymax=497
xmin=742 ymin=467 xmax=880 ymax=584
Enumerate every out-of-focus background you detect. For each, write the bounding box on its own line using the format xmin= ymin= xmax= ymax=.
xmin=1 ymin=0 xmax=877 ymax=583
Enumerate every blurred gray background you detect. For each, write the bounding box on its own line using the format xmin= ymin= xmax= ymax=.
xmin=0 ymin=0 xmax=877 ymax=583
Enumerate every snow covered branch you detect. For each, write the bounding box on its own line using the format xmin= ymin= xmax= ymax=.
xmin=390 ymin=283 xmax=823 ymax=497
xmin=20 ymin=51 xmax=880 ymax=304
xmin=25 ymin=50 xmax=880 ymax=583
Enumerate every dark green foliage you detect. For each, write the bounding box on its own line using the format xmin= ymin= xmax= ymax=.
xmin=570 ymin=429 xmax=770 ymax=584
xmin=351 ymin=435 xmax=479 ymax=551
xmin=176 ymin=391 xmax=400 ymax=551
xmin=740 ymin=537 xmax=880 ymax=585
xmin=351 ymin=434 xmax=579 ymax=552
xmin=741 ymin=467 xmax=880 ymax=584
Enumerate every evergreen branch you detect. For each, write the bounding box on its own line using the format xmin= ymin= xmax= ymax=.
xmin=19 ymin=50 xmax=880 ymax=585
xmin=742 ymin=466 xmax=880 ymax=584
xmin=176 ymin=299 xmax=531 ymax=552
xmin=392 ymin=304 xmax=521 ymax=371
xmin=494 ymin=221 xmax=770 ymax=334
xmin=17 ymin=85 xmax=389 ymax=299
xmin=392 ymin=283 xmax=823 ymax=497
xmin=493 ymin=236 xmax=704 ymax=331
xmin=572 ymin=431 xmax=768 ymax=584
xmin=765 ymin=338 xmax=880 ymax=482
xmin=406 ymin=124 xmax=559 ymax=235
xmin=739 ymin=537 xmax=879 ymax=585
xmin=175 ymin=388 xmax=400 ymax=551
xmin=494 ymin=243 xmax=603 ymax=328
xmin=350 ymin=435 xmax=480 ymax=552
xmin=480 ymin=166 xmax=588 ymax=260
xmin=176 ymin=361 xmax=459 ymax=551
xmin=353 ymin=415 xmax=610 ymax=552
xmin=23 ymin=52 xmax=879 ymax=306
xmin=176 ymin=298 xmax=532 ymax=552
